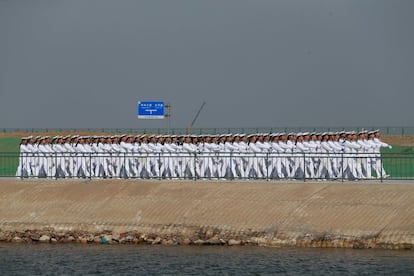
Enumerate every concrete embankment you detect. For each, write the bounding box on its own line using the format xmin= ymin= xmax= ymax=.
xmin=0 ymin=179 xmax=413 ymax=249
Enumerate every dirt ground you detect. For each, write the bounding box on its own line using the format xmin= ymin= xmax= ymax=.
xmin=1 ymin=131 xmax=413 ymax=146
xmin=381 ymin=135 xmax=414 ymax=146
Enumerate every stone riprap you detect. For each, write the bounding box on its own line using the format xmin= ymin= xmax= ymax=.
xmin=0 ymin=179 xmax=413 ymax=249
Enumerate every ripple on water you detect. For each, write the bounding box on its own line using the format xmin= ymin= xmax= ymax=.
xmin=0 ymin=244 xmax=413 ymax=275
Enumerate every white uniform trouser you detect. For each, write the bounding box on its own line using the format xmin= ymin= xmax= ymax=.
xmin=373 ymin=153 xmax=387 ymax=177
xmin=161 ymin=154 xmax=174 ymax=178
xmin=16 ymin=154 xmax=31 ymax=177
xmin=182 ymin=154 xmax=196 ymax=178
xmin=317 ymin=153 xmax=333 ymax=179
xmin=268 ymin=153 xmax=283 ymax=179
xmin=221 ymin=153 xmax=237 ymax=179
xmin=200 ymin=153 xmax=213 ymax=178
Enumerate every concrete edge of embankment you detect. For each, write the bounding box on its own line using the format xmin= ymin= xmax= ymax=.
xmin=0 ymin=179 xmax=413 ymax=250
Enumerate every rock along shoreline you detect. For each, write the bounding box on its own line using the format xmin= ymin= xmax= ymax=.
xmin=1 ymin=228 xmax=413 ymax=250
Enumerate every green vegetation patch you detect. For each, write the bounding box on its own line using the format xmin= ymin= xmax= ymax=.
xmin=0 ymin=138 xmax=20 ymax=153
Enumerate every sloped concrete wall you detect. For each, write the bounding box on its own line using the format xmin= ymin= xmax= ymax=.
xmin=1 ymin=180 xmax=413 ymax=248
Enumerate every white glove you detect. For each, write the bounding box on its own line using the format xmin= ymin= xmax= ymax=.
xmin=388 ymin=145 xmax=392 ymax=149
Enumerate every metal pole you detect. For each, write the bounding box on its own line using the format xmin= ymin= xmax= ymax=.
xmin=165 ymin=102 xmax=171 ymax=135
xmin=20 ymin=153 xmax=23 ymax=180
xmin=380 ymin=155 xmax=383 ymax=183
xmin=341 ymin=153 xmax=344 ymax=183
xmin=266 ymin=153 xmax=269 ymax=181
xmin=88 ymin=153 xmax=92 ymax=180
xmin=124 ymin=153 xmax=126 ymax=179
xmin=194 ymin=153 xmax=197 ymax=181
xmin=55 ymin=153 xmax=58 ymax=180
xmin=303 ymin=153 xmax=306 ymax=182
xmin=159 ymin=153 xmax=161 ymax=181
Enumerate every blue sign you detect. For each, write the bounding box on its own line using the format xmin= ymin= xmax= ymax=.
xmin=137 ymin=101 xmax=165 ymax=119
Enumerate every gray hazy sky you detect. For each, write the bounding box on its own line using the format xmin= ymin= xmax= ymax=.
xmin=1 ymin=0 xmax=413 ymax=129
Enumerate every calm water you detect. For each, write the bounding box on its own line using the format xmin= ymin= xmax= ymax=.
xmin=1 ymin=244 xmax=414 ymax=275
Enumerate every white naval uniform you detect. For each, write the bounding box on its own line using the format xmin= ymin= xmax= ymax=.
xmin=328 ymin=140 xmax=344 ymax=178
xmin=245 ymin=142 xmax=263 ymax=178
xmin=268 ymin=142 xmax=285 ymax=179
xmin=26 ymin=142 xmax=39 ymax=177
xmin=342 ymin=140 xmax=361 ymax=179
xmin=372 ymin=137 xmax=391 ymax=177
xmin=63 ymin=142 xmax=76 ymax=177
xmin=285 ymin=140 xmax=297 ymax=178
xmin=182 ymin=142 xmax=198 ymax=178
xmin=237 ymin=141 xmax=250 ymax=178
xmin=160 ymin=142 xmax=175 ymax=179
xmin=203 ymin=142 xmax=221 ymax=179
xmin=317 ymin=141 xmax=334 ymax=179
xmin=37 ymin=143 xmax=53 ymax=177
xmin=146 ymin=142 xmax=160 ymax=177
xmin=293 ymin=141 xmax=310 ymax=179
xmin=16 ymin=143 xmax=31 ymax=177
xmin=120 ymin=141 xmax=135 ymax=178
xmin=278 ymin=141 xmax=294 ymax=178
xmin=75 ymin=143 xmax=88 ymax=178
xmin=221 ymin=142 xmax=239 ymax=179
xmin=303 ymin=140 xmax=319 ymax=178
xmin=53 ymin=143 xmax=66 ymax=178
xmin=95 ymin=142 xmax=107 ymax=178
xmin=356 ymin=139 xmax=370 ymax=178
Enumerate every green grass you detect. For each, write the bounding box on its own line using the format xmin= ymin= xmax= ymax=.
xmin=381 ymin=145 xmax=414 ymax=178
xmin=0 ymin=138 xmax=20 ymax=152
xmin=0 ymin=138 xmax=413 ymax=178
xmin=0 ymin=138 xmax=20 ymax=176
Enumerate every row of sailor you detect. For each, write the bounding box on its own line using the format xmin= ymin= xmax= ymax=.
xmin=16 ymin=130 xmax=391 ymax=179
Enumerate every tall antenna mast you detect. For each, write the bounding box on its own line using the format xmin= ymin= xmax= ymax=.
xmin=187 ymin=102 xmax=206 ymax=134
